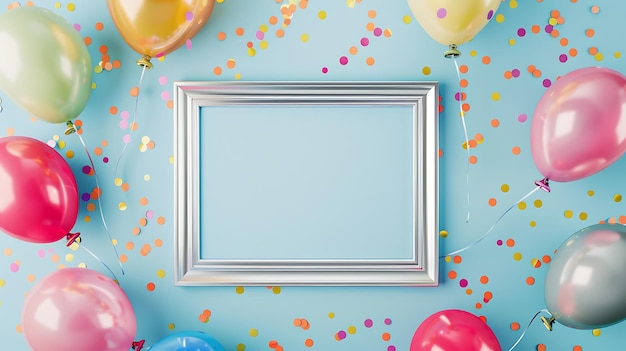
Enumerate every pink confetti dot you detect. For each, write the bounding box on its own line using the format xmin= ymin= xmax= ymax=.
xmin=459 ymin=278 xmax=468 ymax=288
xmin=103 ymin=157 xmax=109 ymax=163
xmin=123 ymin=134 xmax=131 ymax=144
xmin=186 ymin=39 xmax=192 ymax=50
xmin=339 ymin=56 xmax=348 ymax=65
xmin=10 ymin=262 xmax=19 ymax=272
xmin=373 ymin=27 xmax=382 ymax=37
xmin=146 ymin=210 xmax=154 ymax=219
xmin=321 ymin=67 xmax=328 ymax=74
xmin=388 ymin=347 xmax=396 ymax=351
xmin=256 ymin=31 xmax=264 ymax=40
xmin=559 ymin=54 xmax=568 ymax=63
xmin=37 ymin=249 xmax=45 ymax=258
xmin=496 ymin=239 xmax=503 ymax=246
xmin=518 ymin=113 xmax=528 ymax=123
xmin=119 ymin=120 xmax=129 ymax=129
xmin=384 ymin=318 xmax=392 ymax=325
xmin=161 ymin=91 xmax=171 ymax=101
xmin=364 ymin=319 xmax=373 ymax=328
xmin=511 ymin=69 xmax=520 ymax=78
xmin=73 ymin=23 xmax=81 ymax=31
xmin=436 ymin=8 xmax=447 ymax=19
xmin=545 ymin=24 xmax=553 ymax=33
xmin=337 ymin=330 xmax=347 ymax=339
xmin=543 ymin=79 xmax=552 ymax=87
xmin=82 ymin=165 xmax=92 ymax=174
xmin=121 ymin=111 xmax=130 ymax=120
xmin=158 ymin=76 xmax=168 ymax=85
xmin=185 ymin=11 xmax=194 ymax=21
xmin=517 ymin=28 xmax=526 ymax=37
xmin=360 ymin=37 xmax=369 ymax=46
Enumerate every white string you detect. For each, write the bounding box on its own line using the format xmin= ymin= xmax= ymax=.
xmin=508 ymin=309 xmax=552 ymax=351
xmin=114 ymin=65 xmax=147 ymax=182
xmin=452 ymin=57 xmax=471 ymax=223
xmin=441 ymin=186 xmax=541 ymax=258
xmin=70 ymin=125 xmax=125 ymax=275
xmin=79 ymin=243 xmax=119 ymax=282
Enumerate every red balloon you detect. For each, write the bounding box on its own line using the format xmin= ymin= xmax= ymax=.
xmin=0 ymin=136 xmax=78 ymax=243
xmin=410 ymin=309 xmax=502 ymax=351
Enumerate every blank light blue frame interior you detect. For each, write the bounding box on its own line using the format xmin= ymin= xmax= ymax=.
xmin=174 ymin=82 xmax=439 ymax=286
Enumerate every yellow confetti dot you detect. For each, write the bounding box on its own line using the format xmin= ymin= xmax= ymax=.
xmin=439 ymin=230 xmax=448 ymax=238
xmin=259 ymin=24 xmax=268 ymax=33
xmin=513 ymin=252 xmax=522 ymax=261
xmin=579 ymin=212 xmax=588 ymax=220
xmin=615 ymin=52 xmax=622 ymax=59
xmin=58 ymin=140 xmax=66 ymax=149
xmin=54 ymin=2 xmax=61 ymax=8
xmin=141 ymin=136 xmax=150 ymax=144
xmin=594 ymin=53 xmax=604 ymax=61
xmin=249 ymin=328 xmax=259 ymax=337
xmin=548 ymin=18 xmax=558 ymax=26
xmin=346 ymin=0 xmax=355 ymax=8
xmin=501 ymin=184 xmax=510 ymax=192
xmin=592 ymin=328 xmax=601 ymax=336
xmin=144 ymin=174 xmax=151 ymax=181
xmin=235 ymin=286 xmax=244 ymax=294
xmin=495 ymin=14 xmax=505 ymax=23
xmin=328 ymin=312 xmax=335 ymax=318
xmin=509 ymin=0 xmax=518 ymax=8
xmin=533 ymin=199 xmax=542 ymax=208
xmin=491 ymin=92 xmax=501 ymax=101
xmin=517 ymin=201 xmax=527 ymax=210
xmin=84 ymin=215 xmax=91 ymax=223
xmin=614 ymin=194 xmax=622 ymax=202
xmin=169 ymin=155 xmax=175 ymax=164
xmin=65 ymin=254 xmax=74 ymax=262
xmin=318 ymin=10 xmax=327 ymax=20
xmin=564 ymin=209 xmax=573 ymax=218
xmin=114 ymin=178 xmax=123 ymax=186
xmin=65 ymin=150 xmax=74 ymax=158
xmin=119 ymin=202 xmax=128 ymax=211
xmin=0 ymin=279 xmax=5 ymax=287
xmin=157 ymin=269 xmax=166 ymax=278
xmin=300 ymin=33 xmax=309 ymax=42
xmin=530 ymin=221 xmax=536 ymax=227
xmin=168 ymin=323 xmax=176 ymax=330
xmin=259 ymin=41 xmax=268 ymax=50
xmin=347 ymin=326 xmax=357 ymax=334
xmin=403 ymin=15 xmax=412 ymax=24
xmin=94 ymin=65 xmax=103 ymax=74
xmin=247 ymin=48 xmax=256 ymax=56
xmin=78 ymin=263 xmax=87 ymax=268
xmin=422 ymin=66 xmax=431 ymax=75
xmin=272 ymin=286 xmax=281 ymax=294
xmin=588 ymin=190 xmax=595 ymax=196
xmin=69 ymin=242 xmax=79 ymax=251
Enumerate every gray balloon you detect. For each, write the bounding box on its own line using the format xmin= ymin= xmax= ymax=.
xmin=544 ymin=223 xmax=626 ymax=329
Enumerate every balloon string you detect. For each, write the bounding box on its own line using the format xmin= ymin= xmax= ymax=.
xmin=114 ymin=65 xmax=147 ymax=183
xmin=441 ymin=185 xmax=541 ymax=258
xmin=452 ymin=57 xmax=471 ymax=223
xmin=508 ymin=309 xmax=552 ymax=351
xmin=67 ymin=122 xmax=125 ymax=275
xmin=80 ymin=242 xmax=120 ymax=282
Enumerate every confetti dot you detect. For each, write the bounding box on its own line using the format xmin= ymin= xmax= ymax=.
xmin=364 ymin=319 xmax=373 ymax=327
xmin=459 ymin=279 xmax=468 ymax=288
xmin=360 ymin=37 xmax=369 ymax=46
xmin=436 ymin=8 xmax=447 ymax=19
xmin=339 ymin=56 xmax=349 ymax=65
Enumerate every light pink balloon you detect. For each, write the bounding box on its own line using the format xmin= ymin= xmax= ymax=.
xmin=410 ymin=309 xmax=501 ymax=351
xmin=531 ymin=67 xmax=626 ymax=182
xmin=22 ymin=268 xmax=137 ymax=351
xmin=0 ymin=136 xmax=78 ymax=243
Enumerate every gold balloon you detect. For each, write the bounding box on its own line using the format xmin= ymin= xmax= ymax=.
xmin=407 ymin=0 xmax=501 ymax=56
xmin=106 ymin=0 xmax=216 ymax=68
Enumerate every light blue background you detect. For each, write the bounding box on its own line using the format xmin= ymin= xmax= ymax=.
xmin=0 ymin=1 xmax=625 ymax=350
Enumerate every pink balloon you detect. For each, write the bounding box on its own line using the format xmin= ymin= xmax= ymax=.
xmin=0 ymin=136 xmax=78 ymax=243
xmin=22 ymin=268 xmax=137 ymax=351
xmin=410 ymin=309 xmax=501 ymax=351
xmin=531 ymin=67 xmax=626 ymax=183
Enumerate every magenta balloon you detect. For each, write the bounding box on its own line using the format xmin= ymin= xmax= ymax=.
xmin=22 ymin=268 xmax=137 ymax=351
xmin=410 ymin=309 xmax=501 ymax=351
xmin=0 ymin=136 xmax=78 ymax=243
xmin=530 ymin=67 xmax=626 ymax=182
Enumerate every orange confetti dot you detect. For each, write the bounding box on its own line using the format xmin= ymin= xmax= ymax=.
xmin=86 ymin=203 xmax=96 ymax=212
xmin=483 ymin=291 xmax=493 ymax=302
xmin=491 ymin=119 xmax=500 ymax=127
xmin=139 ymin=218 xmax=148 ymax=227
xmin=459 ymin=65 xmax=468 ymax=73
xmin=512 ymin=146 xmax=521 ymax=155
xmin=99 ymin=45 xmax=108 ymax=54
xmin=84 ymin=36 xmax=92 ymax=46
xmin=452 ymin=255 xmax=462 ymax=264
xmin=95 ymin=22 xmax=104 ymax=31
xmin=268 ymin=340 xmax=279 ymax=348
xmin=591 ymin=5 xmax=600 ymax=14
xmin=293 ymin=318 xmax=302 ymax=327
xmin=381 ymin=332 xmax=391 ymax=341
xmin=217 ymin=32 xmax=226 ymax=41
xmin=537 ymin=344 xmax=547 ymax=351
xmin=121 ymin=183 xmax=130 ymax=192
xmin=475 ymin=302 xmax=482 ymax=309
xmin=526 ymin=276 xmax=536 ymax=285
xmin=569 ymin=48 xmax=578 ymax=57
xmin=504 ymin=71 xmax=513 ymax=79
xmin=226 ymin=59 xmax=236 ymax=69
xmin=132 ymin=227 xmax=141 ymax=235
xmin=126 ymin=242 xmax=134 ymax=250
xmin=146 ymin=282 xmax=155 ymax=291
xmin=213 ymin=66 xmax=223 ymax=76
xmin=527 ymin=64 xmax=536 ymax=73
xmin=469 ymin=155 xmax=478 ymax=164
xmin=542 ymin=255 xmax=551 ymax=263
xmin=368 ymin=9 xmax=376 ymax=18
xmin=366 ymin=22 xmax=375 ymax=31
xmin=154 ymin=238 xmax=163 ymax=247
xmin=532 ymin=70 xmax=542 ymax=78
xmin=459 ymin=79 xmax=468 ymax=88
xmin=531 ymin=24 xmax=540 ymax=34
xmin=585 ymin=28 xmax=595 ymax=37
xmin=481 ymin=56 xmax=491 ymax=64
xmin=140 ymin=244 xmax=152 ymax=256
xmin=488 ymin=198 xmax=497 ymax=207
xmin=480 ymin=275 xmax=489 ymax=284
xmin=468 ymin=140 xmax=477 ymax=148
xmin=560 ymin=37 xmax=569 ymax=46
xmin=166 ymin=100 xmax=174 ymax=109
xmin=506 ymin=238 xmax=515 ymax=247
xmin=304 ymin=338 xmax=314 ymax=347
xmin=589 ymin=46 xmax=598 ymax=55
xmin=276 ymin=29 xmax=285 ymax=38
xmin=550 ymin=29 xmax=560 ymax=38
xmin=113 ymin=60 xmax=121 ymax=69
xmin=269 ymin=15 xmax=278 ymax=25
xmin=448 ymin=270 xmax=457 ymax=279
xmin=109 ymin=106 xmax=118 ymax=115
xmin=235 ymin=27 xmax=244 ymax=36
xmin=130 ymin=86 xmax=140 ymax=97
xmin=511 ymin=322 xmax=520 ymax=331
xmin=119 ymin=254 xmax=128 ymax=263
xmin=573 ymin=346 xmax=582 ymax=351
xmin=94 ymin=147 xmax=103 ymax=156
xmin=550 ymin=9 xmax=560 ymax=18
xmin=157 ymin=216 xmax=166 ymax=225
xmin=139 ymin=197 xmax=148 ymax=206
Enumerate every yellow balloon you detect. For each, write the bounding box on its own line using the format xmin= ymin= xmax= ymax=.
xmin=106 ymin=0 xmax=216 ymax=67
xmin=407 ymin=0 xmax=501 ymax=54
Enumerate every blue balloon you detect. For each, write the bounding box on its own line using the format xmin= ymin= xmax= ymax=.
xmin=149 ymin=331 xmax=226 ymax=351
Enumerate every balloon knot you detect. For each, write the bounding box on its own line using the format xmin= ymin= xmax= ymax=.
xmin=136 ymin=55 xmax=153 ymax=69
xmin=534 ymin=177 xmax=551 ymax=192
xmin=64 ymin=121 xmax=77 ymax=135
xmin=65 ymin=232 xmax=81 ymax=246
xmin=132 ymin=340 xmax=145 ymax=350
xmin=541 ymin=316 xmax=555 ymax=331
xmin=444 ymin=44 xmax=461 ymax=58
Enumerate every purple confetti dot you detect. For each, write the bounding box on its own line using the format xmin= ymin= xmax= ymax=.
xmin=360 ymin=37 xmax=369 ymax=46
xmin=496 ymin=239 xmax=503 ymax=246
xmin=388 ymin=346 xmax=396 ymax=351
xmin=339 ymin=56 xmax=348 ymax=65
xmin=487 ymin=10 xmax=494 ymax=20
xmin=337 ymin=330 xmax=346 ymax=339
xmin=511 ymin=69 xmax=520 ymax=78
xmin=459 ymin=278 xmax=468 ymax=288
xmin=559 ymin=54 xmax=568 ymax=63
xmin=103 ymin=157 xmax=109 ymax=163
xmin=82 ymin=165 xmax=92 ymax=174
xmin=543 ymin=79 xmax=552 ymax=88
xmin=384 ymin=318 xmax=392 ymax=325
xmin=321 ymin=67 xmax=328 ymax=74
xmin=454 ymin=92 xmax=462 ymax=101
xmin=373 ymin=27 xmax=382 ymax=37
xmin=81 ymin=193 xmax=91 ymax=201
xmin=256 ymin=30 xmax=264 ymax=40
xmin=185 ymin=11 xmax=194 ymax=21
xmin=517 ymin=28 xmax=526 ymax=37
xmin=10 ymin=262 xmax=19 ymax=272
xmin=364 ymin=319 xmax=373 ymax=328
xmin=518 ymin=113 xmax=528 ymax=123
xmin=545 ymin=24 xmax=553 ymax=34
xmin=436 ymin=8 xmax=447 ymax=19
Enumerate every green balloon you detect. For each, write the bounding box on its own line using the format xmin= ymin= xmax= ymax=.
xmin=0 ymin=6 xmax=92 ymax=123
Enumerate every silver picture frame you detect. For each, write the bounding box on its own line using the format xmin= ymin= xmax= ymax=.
xmin=174 ymin=81 xmax=438 ymax=286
